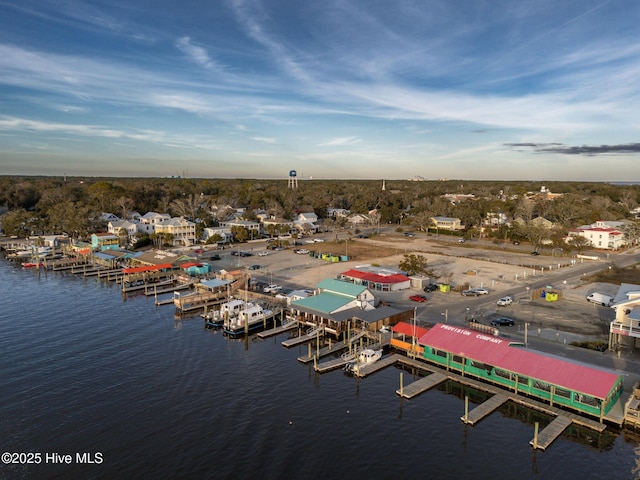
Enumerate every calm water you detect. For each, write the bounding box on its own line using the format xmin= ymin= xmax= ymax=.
xmin=1 ymin=260 xmax=639 ymax=480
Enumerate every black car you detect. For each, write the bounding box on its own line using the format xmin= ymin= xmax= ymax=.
xmin=490 ymin=318 xmax=515 ymax=327
xmin=423 ymin=284 xmax=439 ymax=292
xmin=531 ymin=251 xmax=540 ymax=256
xmin=248 ymin=264 xmax=261 ymax=270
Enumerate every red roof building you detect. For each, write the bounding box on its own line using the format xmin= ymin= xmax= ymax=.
xmin=339 ymin=268 xmax=410 ymax=292
xmin=418 ymin=323 xmax=622 ymax=401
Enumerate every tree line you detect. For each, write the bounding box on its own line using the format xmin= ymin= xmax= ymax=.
xmin=1 ymin=176 xmax=638 ymax=246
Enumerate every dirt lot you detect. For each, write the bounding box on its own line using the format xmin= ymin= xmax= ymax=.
xmin=283 ymin=234 xmax=634 ymax=341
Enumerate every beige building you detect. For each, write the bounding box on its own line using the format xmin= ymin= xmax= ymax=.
xmin=609 ymin=283 xmax=640 ymax=354
xmin=155 ymin=217 xmax=197 ymax=247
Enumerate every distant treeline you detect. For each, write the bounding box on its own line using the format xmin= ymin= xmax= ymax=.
xmin=0 ymin=176 xmax=638 ymax=242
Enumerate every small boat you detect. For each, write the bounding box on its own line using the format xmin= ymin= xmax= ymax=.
xmin=22 ymin=262 xmax=44 ymax=268
xmin=344 ymin=348 xmax=383 ymax=373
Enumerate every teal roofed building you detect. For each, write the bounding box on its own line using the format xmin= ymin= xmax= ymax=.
xmin=290 ymin=278 xmax=412 ymax=336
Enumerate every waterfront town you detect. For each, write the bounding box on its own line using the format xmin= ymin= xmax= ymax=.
xmin=2 ymin=176 xmax=640 ymax=451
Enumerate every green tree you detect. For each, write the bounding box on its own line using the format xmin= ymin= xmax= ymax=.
xmin=398 ymin=253 xmax=431 ymax=276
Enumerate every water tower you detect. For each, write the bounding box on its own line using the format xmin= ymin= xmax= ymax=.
xmin=288 ymin=170 xmax=298 ymax=189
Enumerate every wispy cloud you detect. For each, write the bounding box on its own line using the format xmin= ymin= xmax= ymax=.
xmin=251 ymin=136 xmax=277 ymax=144
xmin=316 ymin=137 xmax=362 ymax=147
xmin=176 ymin=36 xmax=218 ymax=70
xmin=506 ymin=142 xmax=640 ymax=156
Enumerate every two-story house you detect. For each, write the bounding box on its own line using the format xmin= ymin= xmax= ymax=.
xmin=431 ymin=216 xmax=464 ymax=231
xmin=567 ymin=221 xmax=627 ymax=250
xmin=155 ymin=217 xmax=197 ymax=247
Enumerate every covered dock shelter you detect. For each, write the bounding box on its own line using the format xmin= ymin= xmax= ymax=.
xmin=417 ymin=324 xmax=624 ymax=421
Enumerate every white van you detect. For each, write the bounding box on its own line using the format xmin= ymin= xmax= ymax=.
xmin=586 ymin=292 xmax=614 ymax=307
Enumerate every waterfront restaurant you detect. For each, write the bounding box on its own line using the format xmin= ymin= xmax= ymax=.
xmin=417 ymin=324 xmax=624 ymax=422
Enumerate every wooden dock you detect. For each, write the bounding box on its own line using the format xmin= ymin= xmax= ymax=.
xmin=314 ymin=357 xmax=348 ymax=373
xmin=461 ymin=394 xmax=509 ymax=425
xmin=530 ymin=415 xmax=572 ymax=450
xmin=396 ymin=371 xmax=448 ymax=399
xmin=297 ymin=332 xmax=366 ymax=363
xmin=353 ymin=354 xmax=400 ymax=377
xmin=281 ymin=327 xmax=324 ymax=348
xmin=257 ymin=321 xmax=299 ymax=339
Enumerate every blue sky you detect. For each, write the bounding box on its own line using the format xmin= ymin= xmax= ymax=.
xmin=1 ymin=0 xmax=639 ymax=181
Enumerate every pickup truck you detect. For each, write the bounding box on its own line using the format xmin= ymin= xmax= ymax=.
xmin=263 ymin=284 xmax=282 ymax=294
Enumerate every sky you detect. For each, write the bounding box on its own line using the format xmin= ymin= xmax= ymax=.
xmin=1 ymin=0 xmax=639 ymax=181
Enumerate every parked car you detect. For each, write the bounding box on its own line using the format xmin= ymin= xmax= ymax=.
xmin=462 ymin=289 xmax=480 ymax=296
xmin=248 ymin=264 xmax=261 ymax=270
xmin=512 ymin=240 xmax=520 ymax=245
xmin=404 ymin=232 xmax=415 ymax=237
xmin=423 ymin=284 xmax=439 ymax=292
xmin=496 ymin=296 xmax=513 ymax=306
xmin=263 ymin=284 xmax=282 ymax=293
xmin=208 ymin=254 xmax=221 ymax=260
xmin=458 ymin=238 xmax=465 ymax=243
xmin=409 ymin=294 xmax=427 ymax=302
xmin=258 ymin=251 xmax=269 ymax=256
xmin=531 ymin=251 xmax=540 ymax=256
xmin=313 ymin=238 xmax=325 ymax=243
xmin=461 ymin=288 xmax=488 ymax=296
xmin=490 ymin=317 xmax=515 ymax=327
xmin=294 ymin=249 xmax=310 ymax=254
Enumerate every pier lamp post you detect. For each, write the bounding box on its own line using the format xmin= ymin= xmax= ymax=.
xmin=441 ymin=309 xmax=448 ymax=324
xmin=524 ymin=322 xmax=530 ymax=348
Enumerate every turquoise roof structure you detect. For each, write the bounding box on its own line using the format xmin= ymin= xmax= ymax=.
xmin=317 ymin=278 xmax=368 ymax=298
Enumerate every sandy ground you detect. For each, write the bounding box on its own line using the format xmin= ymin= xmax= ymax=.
xmin=276 ymin=237 xmax=619 ymax=341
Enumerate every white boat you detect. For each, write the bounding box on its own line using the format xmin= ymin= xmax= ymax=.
xmin=344 ymin=348 xmax=383 ymax=373
xmin=202 ymin=299 xmax=253 ymax=327
xmin=222 ymin=304 xmax=274 ymax=336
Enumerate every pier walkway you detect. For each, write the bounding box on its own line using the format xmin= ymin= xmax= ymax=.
xmin=396 ymin=371 xmax=448 ymax=398
xmin=298 ymin=332 xmax=366 ymax=364
xmin=281 ymin=327 xmax=324 ymax=348
xmin=257 ymin=321 xmax=298 ymax=339
xmin=461 ymin=394 xmax=509 ymax=425
xmin=530 ymin=415 xmax=573 ymax=451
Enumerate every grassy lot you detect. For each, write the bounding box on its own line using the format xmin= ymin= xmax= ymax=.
xmin=590 ymin=264 xmax=640 ymax=284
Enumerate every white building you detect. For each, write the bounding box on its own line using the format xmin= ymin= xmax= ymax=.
xmin=567 ymin=221 xmax=627 ymax=250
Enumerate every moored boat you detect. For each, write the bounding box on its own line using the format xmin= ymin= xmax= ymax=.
xmin=344 ymin=348 xmax=383 ymax=373
xmin=222 ymin=304 xmax=274 ymax=336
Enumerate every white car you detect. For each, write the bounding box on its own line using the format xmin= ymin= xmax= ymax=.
xmin=258 ymin=251 xmax=269 ymax=256
xmin=497 ymin=296 xmax=513 ymax=306
xmin=474 ymin=288 xmax=489 ymax=295
xmin=263 ymin=284 xmax=282 ymax=293
xmin=294 ymin=249 xmax=310 ymax=254
xmin=313 ymin=238 xmax=325 ymax=243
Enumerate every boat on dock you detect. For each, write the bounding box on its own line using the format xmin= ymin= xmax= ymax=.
xmin=202 ymin=299 xmax=247 ymax=327
xmin=222 ymin=304 xmax=275 ymax=337
xmin=344 ymin=348 xmax=383 ymax=374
